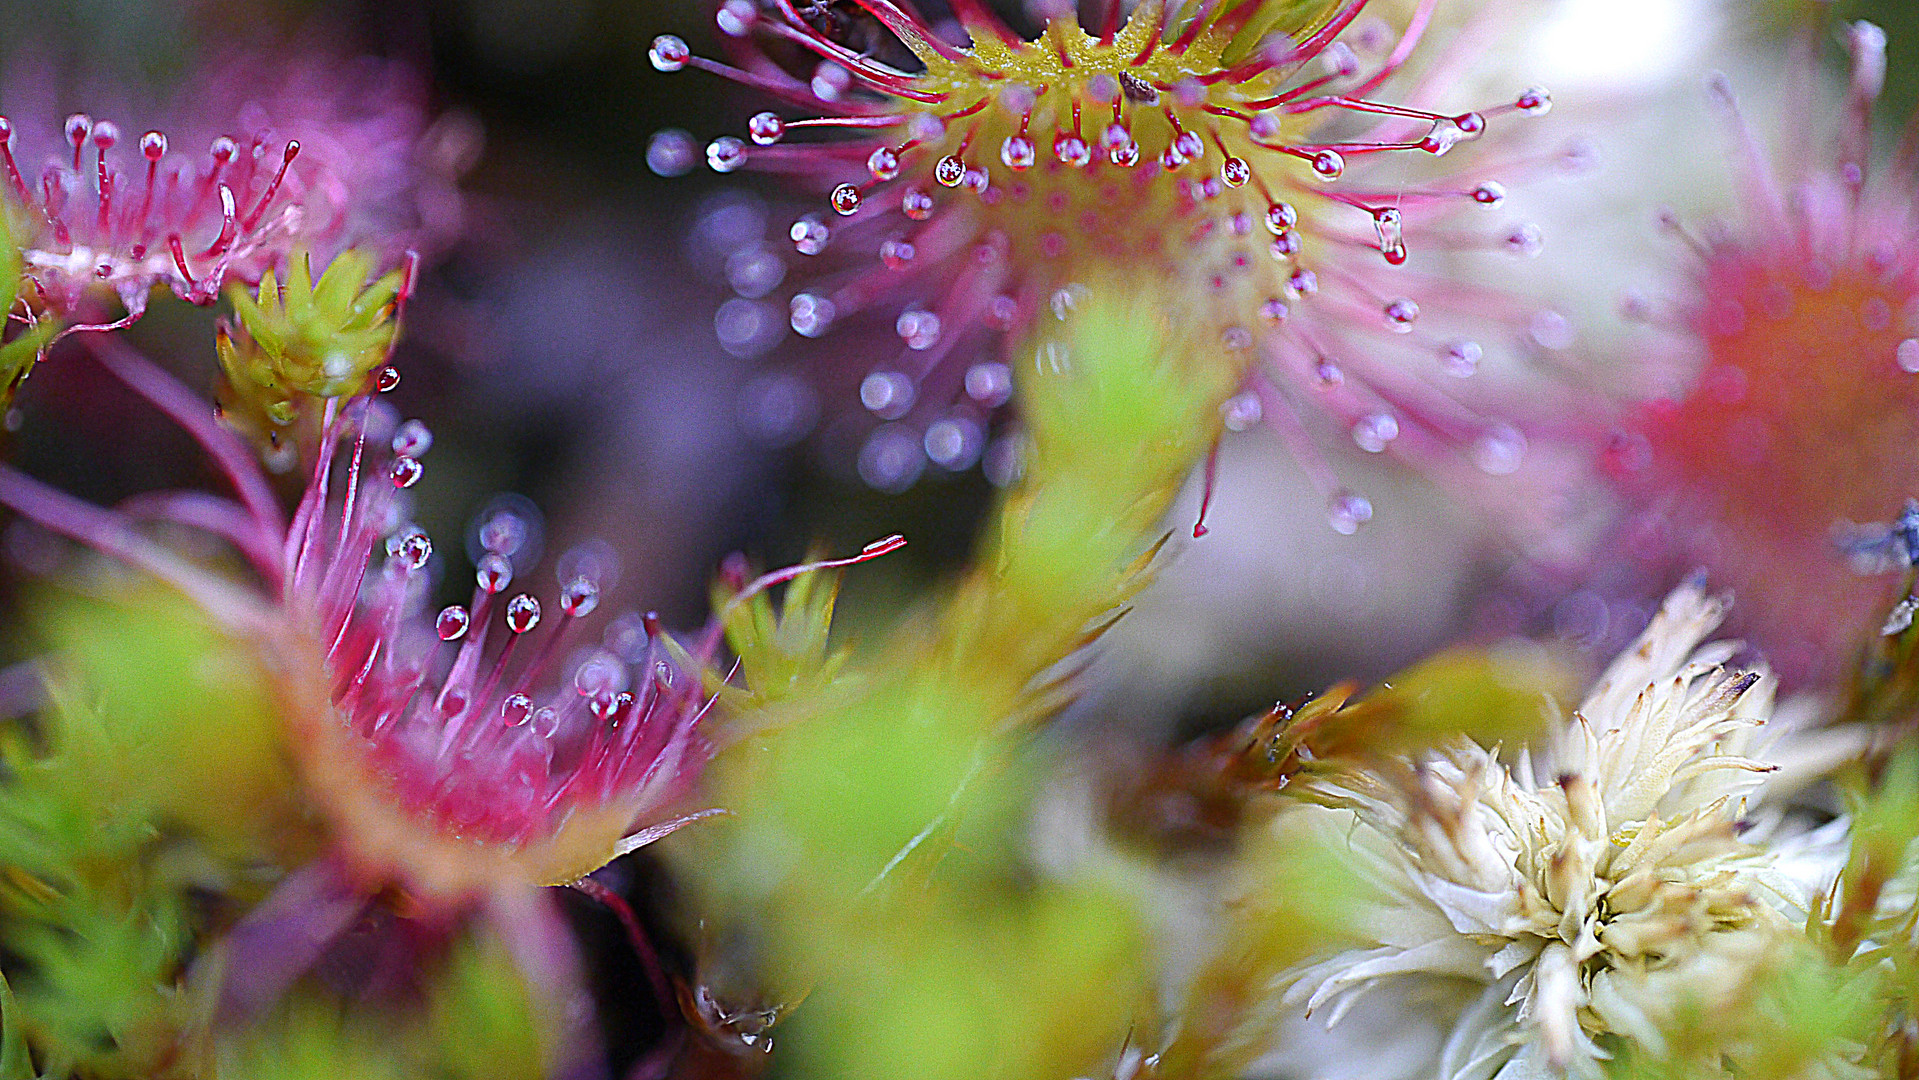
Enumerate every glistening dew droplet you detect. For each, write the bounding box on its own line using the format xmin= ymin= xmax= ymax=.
xmin=1328 ymin=490 xmax=1374 ymax=534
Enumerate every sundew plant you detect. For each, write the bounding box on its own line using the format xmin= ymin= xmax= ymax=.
xmin=5 ymin=1 xmax=1919 ymax=1079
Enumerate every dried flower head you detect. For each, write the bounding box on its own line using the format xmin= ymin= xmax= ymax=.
xmin=1611 ymin=20 xmax=1919 ymax=681
xmin=0 ymin=342 xmax=716 ymax=904
xmin=1281 ymin=583 xmax=1840 ymax=1078
xmin=656 ymin=0 xmax=1559 ymax=525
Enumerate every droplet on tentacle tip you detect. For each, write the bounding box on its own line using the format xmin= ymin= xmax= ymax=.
xmin=388 ymin=456 xmax=423 ymax=488
xmin=1328 ymin=490 xmax=1373 ymax=534
xmin=647 ymin=130 xmax=698 ymax=176
xmin=1442 ymin=340 xmax=1482 ymax=377
xmin=749 ymin=112 xmax=786 ymax=146
xmin=1352 ymin=412 xmax=1399 ymax=453
xmin=560 ymin=576 xmax=601 ymax=617
xmin=790 ymin=216 xmax=829 ymax=255
xmin=1000 ymin=134 xmax=1036 ymax=170
xmin=707 ymin=136 xmax=748 ymax=173
xmin=1897 ymin=338 xmax=1919 ymax=373
xmin=505 ymin=594 xmax=542 ymax=634
xmin=649 ymin=35 xmax=691 ymax=72
xmin=860 ymin=370 xmax=915 ymax=419
xmin=1472 ymin=422 xmax=1527 ymax=475
xmin=789 ymin=292 xmax=836 ymax=336
xmin=965 ymin=362 xmax=1013 ymax=407
xmin=880 ymin=238 xmax=915 ymax=270
xmin=1383 ymin=298 xmax=1419 ymax=331
xmin=896 ymin=308 xmax=941 ymax=350
xmin=437 ymin=605 xmax=471 ymax=641
xmin=386 ymin=528 xmax=432 ymax=571
xmin=391 ymin=419 xmax=432 ymax=457
xmin=501 ymin=693 xmax=534 ymax=726
xmin=476 ymin=553 xmax=514 ymax=594
xmin=924 ymin=417 xmax=983 ymax=469
xmin=1223 ymin=391 xmax=1263 ymax=432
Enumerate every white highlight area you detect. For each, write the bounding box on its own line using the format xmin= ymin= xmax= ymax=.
xmin=1527 ymin=0 xmax=1711 ymax=92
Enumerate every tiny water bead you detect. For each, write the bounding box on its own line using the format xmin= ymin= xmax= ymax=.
xmin=707 ymin=136 xmax=748 ymax=173
xmin=1898 ymin=338 xmax=1919 ymax=374
xmin=388 ymin=456 xmax=423 ymax=488
xmin=387 ymin=529 xmax=432 ymax=571
xmin=860 ymin=371 xmax=916 ymax=418
xmin=504 ymin=594 xmax=542 ymax=634
xmin=1442 ymin=340 xmax=1483 ymax=378
xmin=1327 ymin=490 xmax=1374 ymax=535
xmin=649 ymin=34 xmax=690 ymax=72
xmin=1351 ymin=412 xmax=1400 ymax=453
xmin=390 ymin=419 xmax=432 ymax=457
xmin=476 ymin=553 xmax=513 ymax=594
xmin=437 ymin=605 xmax=471 ymax=641
xmin=1222 ymin=391 xmax=1264 ymax=432
xmin=749 ymin=112 xmax=785 ymax=146
xmin=790 ymin=217 xmax=830 ymax=256
xmin=1383 ymin=298 xmax=1419 ymax=331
